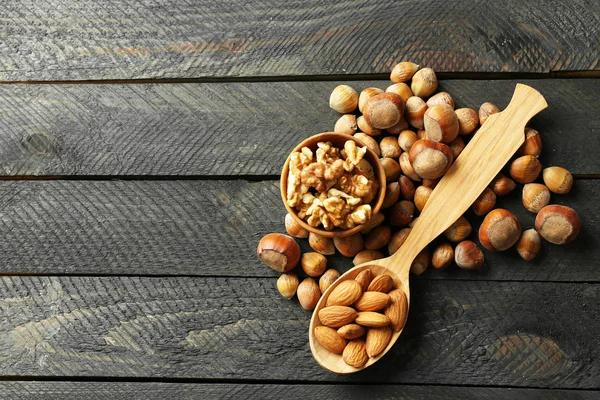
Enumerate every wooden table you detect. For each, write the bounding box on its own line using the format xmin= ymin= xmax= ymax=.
xmin=0 ymin=1 xmax=598 ymax=398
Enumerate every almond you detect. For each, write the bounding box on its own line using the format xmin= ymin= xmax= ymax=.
xmin=342 ymin=339 xmax=369 ymax=368
xmin=367 ymin=274 xmax=394 ymax=293
xmin=314 ymin=326 xmax=347 ymax=354
xmin=326 ymin=280 xmax=363 ymax=306
xmin=385 ymin=289 xmax=408 ymax=332
xmin=366 ymin=326 xmax=393 ymax=357
xmin=355 ymin=270 xmax=374 ymax=291
xmin=354 ymin=292 xmax=391 ymax=311
xmin=355 ymin=311 xmax=391 ymax=328
xmin=337 ymin=324 xmax=366 ymax=340
xmin=318 ymin=306 xmax=358 ymax=328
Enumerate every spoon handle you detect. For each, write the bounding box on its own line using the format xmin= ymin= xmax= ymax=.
xmin=388 ymin=84 xmax=547 ymax=275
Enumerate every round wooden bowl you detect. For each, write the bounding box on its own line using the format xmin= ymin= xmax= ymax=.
xmin=280 ymin=132 xmax=386 ymax=238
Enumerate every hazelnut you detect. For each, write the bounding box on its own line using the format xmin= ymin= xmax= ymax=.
xmin=454 ymin=240 xmax=484 ymax=269
xmin=448 ymin=136 xmax=465 ymax=158
xmin=490 ymin=174 xmax=516 ymax=196
xmin=330 ymin=85 xmax=358 ymax=113
xmin=319 ymin=268 xmax=340 ymax=293
xmin=319 ymin=269 xmax=341 ymax=294
xmin=333 ymin=233 xmax=365 ymax=257
xmin=363 ymin=93 xmax=406 ymax=129
xmin=358 ymin=87 xmax=384 ymax=113
xmin=426 ymin=92 xmax=455 ymax=109
xmin=386 ymin=83 xmax=413 ymax=103
xmin=408 ymin=217 xmax=419 ymax=228
xmin=388 ymin=227 xmax=411 ymax=255
xmin=424 ymin=104 xmax=459 ymax=143
xmin=478 ymin=102 xmax=500 ymax=125
xmin=455 ymin=108 xmax=479 ymax=135
xmin=417 ymin=129 xmax=430 ymax=140
xmin=516 ymin=229 xmax=541 ymax=261
xmin=364 ymin=225 xmax=392 ymax=250
xmin=301 ymin=252 xmax=328 ymax=277
xmin=390 ymin=61 xmax=420 ymax=83
xmin=355 ymin=269 xmax=374 ymax=291
xmin=381 ymin=157 xmax=402 ymax=182
xmin=479 ymin=209 xmax=521 ymax=251
xmin=285 ymin=213 xmax=309 ymax=238
xmin=353 ymin=249 xmax=385 ymax=266
xmin=389 ymin=200 xmax=416 ymax=227
xmin=399 ymin=152 xmax=421 ymax=181
xmin=405 ymin=96 xmax=428 ymax=129
xmin=297 ymin=277 xmax=321 ymax=310
xmin=471 ymin=187 xmax=496 ymax=216
xmin=410 ymin=248 xmax=430 ymax=275
xmin=414 ymin=185 xmax=432 ymax=212
xmin=354 ymin=132 xmax=381 ymax=156
xmin=386 ymin=118 xmax=409 ymax=135
xmin=422 ymin=178 xmax=439 ymax=189
xmin=535 ymin=205 xmax=580 ymax=245
xmin=432 ymin=242 xmax=454 ymax=269
xmin=257 ymin=233 xmax=301 ymax=272
xmin=357 ymin=115 xmax=382 ymax=137
xmin=516 ymin=127 xmax=542 ymax=157
xmin=543 ymin=166 xmax=573 ymax=194
xmin=380 ymin=136 xmax=402 ymax=158
xmin=277 ymin=272 xmax=299 ymax=299
xmin=409 ymin=139 xmax=453 ymax=179
xmin=510 ymin=155 xmax=542 ymax=184
xmin=329 ymin=85 xmax=358 ymax=113
xmin=398 ymin=129 xmax=418 ymax=152
xmin=334 ymin=114 xmax=358 ymax=135
xmin=444 ymin=216 xmax=472 ymax=242
xmin=359 ymin=212 xmax=385 ymax=234
xmin=382 ymin=182 xmax=401 ymax=209
xmin=308 ymin=232 xmax=335 ymax=255
xmin=399 ymin=175 xmax=416 ymax=200
xmin=411 ymin=67 xmax=438 ymax=98
xmin=522 ymin=183 xmax=551 ymax=213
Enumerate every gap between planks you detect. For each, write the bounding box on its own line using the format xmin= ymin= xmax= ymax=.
xmin=0 ymin=175 xmax=597 ymax=181
xmin=0 ymin=71 xmax=599 ymax=86
xmin=0 ymin=375 xmax=598 ymax=392
xmin=0 ymin=272 xmax=597 ymax=285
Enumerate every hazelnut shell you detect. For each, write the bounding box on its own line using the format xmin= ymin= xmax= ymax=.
xmin=479 ymin=209 xmax=521 ymax=251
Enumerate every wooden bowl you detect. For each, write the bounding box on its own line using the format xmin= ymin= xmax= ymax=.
xmin=280 ymin=132 xmax=386 ymax=238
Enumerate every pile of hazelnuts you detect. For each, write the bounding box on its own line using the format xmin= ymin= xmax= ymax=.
xmin=257 ymin=61 xmax=580 ymax=309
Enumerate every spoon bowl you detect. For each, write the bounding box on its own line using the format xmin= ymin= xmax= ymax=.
xmin=309 ymin=262 xmax=409 ymax=373
xmin=308 ymin=84 xmax=548 ymax=373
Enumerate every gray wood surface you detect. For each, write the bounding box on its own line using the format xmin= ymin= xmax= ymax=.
xmin=0 ymin=382 xmax=597 ymax=400
xmin=0 ymin=276 xmax=596 ymax=388
xmin=0 ymin=179 xmax=596 ymax=280
xmin=0 ymin=79 xmax=598 ymax=176
xmin=0 ymin=1 xmax=598 ymax=81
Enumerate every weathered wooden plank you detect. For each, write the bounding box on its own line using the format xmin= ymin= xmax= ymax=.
xmin=0 ymin=79 xmax=598 ymax=176
xmin=0 ymin=276 xmax=597 ymax=388
xmin=0 ymin=382 xmax=597 ymax=400
xmin=0 ymin=179 xmax=597 ymax=280
xmin=0 ymin=0 xmax=598 ymax=81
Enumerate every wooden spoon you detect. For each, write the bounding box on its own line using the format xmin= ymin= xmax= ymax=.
xmin=309 ymin=84 xmax=547 ymax=373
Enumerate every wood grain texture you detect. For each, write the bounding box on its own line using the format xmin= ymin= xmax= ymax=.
xmin=0 ymin=382 xmax=597 ymax=400
xmin=0 ymin=79 xmax=598 ymax=176
xmin=0 ymin=179 xmax=597 ymax=280
xmin=0 ymin=276 xmax=596 ymax=388
xmin=0 ymin=0 xmax=598 ymax=81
